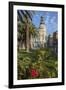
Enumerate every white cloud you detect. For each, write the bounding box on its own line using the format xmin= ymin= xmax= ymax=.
xmin=50 ymin=16 xmax=56 ymax=23
xmin=45 ymin=12 xmax=50 ymax=24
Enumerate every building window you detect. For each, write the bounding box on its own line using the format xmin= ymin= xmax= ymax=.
xmin=42 ymin=34 xmax=44 ymax=40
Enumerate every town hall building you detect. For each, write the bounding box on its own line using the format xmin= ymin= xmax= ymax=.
xmin=31 ymin=16 xmax=47 ymax=49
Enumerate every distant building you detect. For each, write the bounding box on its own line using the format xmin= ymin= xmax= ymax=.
xmin=39 ymin=16 xmax=47 ymax=47
xmin=31 ymin=16 xmax=47 ymax=49
xmin=47 ymin=31 xmax=58 ymax=54
xmin=53 ymin=31 xmax=58 ymax=54
xmin=47 ymin=34 xmax=53 ymax=48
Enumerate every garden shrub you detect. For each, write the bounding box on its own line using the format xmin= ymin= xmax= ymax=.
xmin=18 ymin=48 xmax=58 ymax=79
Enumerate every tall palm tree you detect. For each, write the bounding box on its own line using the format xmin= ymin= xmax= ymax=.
xmin=29 ymin=24 xmax=38 ymax=49
xmin=17 ymin=21 xmax=27 ymax=50
xmin=17 ymin=10 xmax=36 ymax=52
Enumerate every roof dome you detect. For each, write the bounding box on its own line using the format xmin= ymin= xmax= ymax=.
xmin=39 ymin=16 xmax=45 ymax=30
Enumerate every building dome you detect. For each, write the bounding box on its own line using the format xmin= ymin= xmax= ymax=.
xmin=38 ymin=16 xmax=47 ymax=47
xmin=30 ymin=16 xmax=47 ymax=49
xmin=39 ymin=16 xmax=46 ymax=32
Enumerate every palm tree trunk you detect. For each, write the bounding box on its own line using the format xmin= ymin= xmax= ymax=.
xmin=26 ymin=23 xmax=29 ymax=52
xmin=29 ymin=35 xmax=33 ymax=49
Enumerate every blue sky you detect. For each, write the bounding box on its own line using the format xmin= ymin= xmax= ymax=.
xmin=32 ymin=11 xmax=58 ymax=35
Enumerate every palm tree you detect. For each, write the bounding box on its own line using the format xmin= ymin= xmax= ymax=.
xmin=17 ymin=10 xmax=36 ymax=52
xmin=29 ymin=24 xmax=38 ymax=49
xmin=17 ymin=21 xmax=27 ymax=50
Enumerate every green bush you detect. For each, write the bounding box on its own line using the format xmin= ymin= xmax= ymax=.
xmin=17 ymin=48 xmax=58 ymax=79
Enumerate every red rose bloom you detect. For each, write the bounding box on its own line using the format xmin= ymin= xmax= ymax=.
xmin=30 ymin=69 xmax=39 ymax=78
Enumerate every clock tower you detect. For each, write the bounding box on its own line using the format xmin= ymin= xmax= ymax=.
xmin=39 ymin=16 xmax=47 ymax=47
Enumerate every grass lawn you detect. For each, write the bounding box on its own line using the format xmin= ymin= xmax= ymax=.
xmin=17 ymin=48 xmax=58 ymax=80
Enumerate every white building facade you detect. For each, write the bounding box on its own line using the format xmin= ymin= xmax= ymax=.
xmin=31 ymin=16 xmax=47 ymax=49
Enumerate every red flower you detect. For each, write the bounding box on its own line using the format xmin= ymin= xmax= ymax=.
xmin=30 ymin=69 xmax=39 ymax=78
